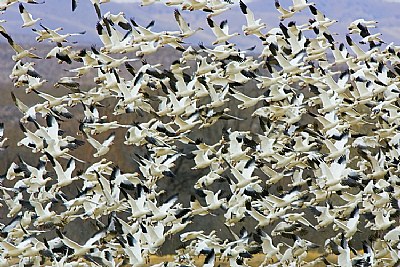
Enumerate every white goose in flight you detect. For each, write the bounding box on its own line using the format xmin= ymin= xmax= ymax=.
xmin=290 ymin=0 xmax=314 ymax=12
xmin=239 ymin=0 xmax=266 ymax=37
xmin=84 ymin=131 xmax=115 ymax=158
xmin=274 ymin=0 xmax=295 ymax=20
xmin=173 ymin=9 xmax=203 ymax=38
xmin=19 ymin=3 xmax=41 ymax=28
xmin=0 ymin=31 xmax=41 ymax=61
xmin=207 ymin=17 xmax=239 ymax=45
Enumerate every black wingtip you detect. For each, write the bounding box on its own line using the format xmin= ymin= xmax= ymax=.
xmin=239 ymin=0 xmax=247 ymax=15
xmin=346 ymin=34 xmax=353 ymax=46
xmin=207 ymin=17 xmax=215 ymax=28
xmin=72 ymin=0 xmax=77 ymax=11
xmin=19 ymin=3 xmax=24 ymax=13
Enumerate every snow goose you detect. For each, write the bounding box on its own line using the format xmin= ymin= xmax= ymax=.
xmin=274 ymin=0 xmax=295 ymax=20
xmin=10 ymin=60 xmax=40 ymax=79
xmin=245 ymin=202 xmax=276 ymax=228
xmin=334 ymin=206 xmax=360 ymax=239
xmin=274 ymin=50 xmax=309 ymax=74
xmin=285 ymin=22 xmax=308 ymax=55
xmin=265 ymin=187 xmax=304 ymax=210
xmin=39 ymin=23 xmax=86 ymax=43
xmin=17 ymin=121 xmax=45 ymax=153
xmin=359 ymin=32 xmax=384 ymax=45
xmin=224 ymin=129 xmax=252 ymax=162
xmin=196 ymin=55 xmax=222 ymax=76
xmin=31 ymin=89 xmax=67 ymax=109
xmin=309 ymin=5 xmax=337 ymax=29
xmin=282 ymin=212 xmax=314 ymax=229
xmin=28 ymin=115 xmax=62 ymax=151
xmin=205 ymin=84 xmax=229 ymax=109
xmin=110 ymin=167 xmax=141 ymax=191
xmin=30 ymin=200 xmax=62 ymax=227
xmin=189 ymin=194 xmax=209 ymax=215
xmin=19 ymin=3 xmax=41 ymax=28
xmin=271 ymin=221 xmax=304 ymax=237
xmin=199 ymin=189 xmax=226 ymax=211
xmin=140 ymin=0 xmax=161 ymax=6
xmin=1 ymin=238 xmax=34 ymax=258
xmin=142 ymin=221 xmax=166 ymax=253
xmin=95 ymin=21 xmax=112 ymax=50
xmin=84 ymin=131 xmax=115 ymax=157
xmin=346 ymin=34 xmax=378 ymax=62
xmin=147 ymin=193 xmax=179 ymax=222
xmin=228 ymin=88 xmax=266 ymax=109
xmin=118 ymin=233 xmax=146 ymax=266
xmin=136 ymin=41 xmax=162 ymax=57
xmin=130 ymin=18 xmax=162 ymax=42
xmin=290 ymin=0 xmax=314 ymax=12
xmin=367 ymin=210 xmax=395 ymax=231
xmin=0 ymin=122 xmax=7 ymax=151
xmin=165 ymin=0 xmax=184 ymax=6
xmin=323 ymin=134 xmax=350 ymax=161
xmin=336 ymin=234 xmax=353 ymax=267
xmin=226 ymin=158 xmax=260 ymax=191
xmin=199 ymin=42 xmax=243 ymax=61
xmin=317 ymin=157 xmax=348 ymax=190
xmin=174 ymin=9 xmax=203 ymax=38
xmin=223 ymin=58 xmax=259 ymax=80
xmin=311 ymin=111 xmax=349 ymax=136
xmin=239 ymin=0 xmax=266 ymax=37
xmin=96 ymin=19 xmax=129 ymax=52
xmin=165 ymin=216 xmax=192 ymax=236
xmin=45 ymin=152 xmax=77 ymax=188
xmin=195 ymin=162 xmax=225 ymax=188
xmin=293 ymin=132 xmax=319 ymax=153
xmin=330 ymin=44 xmax=352 ymax=69
xmin=91 ymin=46 xmax=137 ymax=70
xmin=318 ymin=89 xmax=343 ymax=114
xmin=254 ymin=229 xmax=284 ymax=264
xmin=204 ymin=0 xmax=232 ymax=18
xmin=1 ymin=189 xmax=23 ymax=218
xmin=165 ymin=89 xmax=197 ymax=116
xmin=348 ymin=19 xmax=378 ymax=31
xmin=1 ymin=212 xmax=32 ymax=239
xmin=32 ymin=25 xmax=62 ymax=42
xmin=124 ymin=124 xmax=148 ymax=146
xmin=309 ymin=202 xmax=336 ymax=229
xmin=120 ymin=188 xmax=151 ymax=220
xmin=159 ymin=32 xmax=185 ymax=51
xmin=174 ymin=114 xmax=202 ymax=134
xmin=260 ymin=164 xmax=285 ymax=185
xmin=81 ymin=120 xmax=128 ymax=135
xmin=192 ymin=147 xmax=219 ymax=169
xmin=14 ymin=158 xmax=49 ymax=194
xmin=206 ymin=17 xmax=239 ymax=45
xmin=54 ymin=77 xmax=80 ymax=89
xmin=324 ymin=69 xmax=350 ymax=94
xmin=20 ymin=75 xmax=47 ymax=93
xmin=56 ymin=229 xmax=104 ymax=258
xmin=104 ymin=11 xmax=131 ymax=30
xmin=304 ymin=38 xmax=330 ymax=61
xmin=182 ymin=0 xmax=207 ymax=11
xmin=0 ymin=31 xmax=40 ymax=61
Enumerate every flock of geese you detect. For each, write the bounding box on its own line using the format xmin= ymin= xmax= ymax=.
xmin=1 ymin=0 xmax=400 ymax=266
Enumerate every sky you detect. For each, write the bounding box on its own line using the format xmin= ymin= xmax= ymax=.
xmin=1 ymin=0 xmax=400 ymax=49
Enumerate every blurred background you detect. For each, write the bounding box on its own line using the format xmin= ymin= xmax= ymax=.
xmin=0 ymin=0 xmax=396 ymax=254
